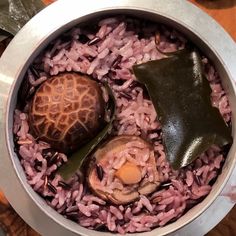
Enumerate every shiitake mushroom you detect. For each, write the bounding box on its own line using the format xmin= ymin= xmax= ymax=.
xmin=29 ymin=72 xmax=105 ymax=153
xmin=87 ymin=135 xmax=160 ymax=205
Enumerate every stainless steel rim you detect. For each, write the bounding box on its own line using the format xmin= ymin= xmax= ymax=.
xmin=0 ymin=0 xmax=236 ymax=235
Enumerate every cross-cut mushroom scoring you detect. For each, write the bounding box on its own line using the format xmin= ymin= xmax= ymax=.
xmin=29 ymin=72 xmax=105 ymax=153
xmin=87 ymin=135 xmax=160 ymax=205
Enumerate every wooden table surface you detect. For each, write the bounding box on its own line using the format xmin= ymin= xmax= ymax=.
xmin=0 ymin=0 xmax=236 ymax=235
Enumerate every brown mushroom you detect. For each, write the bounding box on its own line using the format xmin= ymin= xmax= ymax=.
xmin=87 ymin=135 xmax=160 ymax=205
xmin=29 ymin=72 xmax=105 ymax=153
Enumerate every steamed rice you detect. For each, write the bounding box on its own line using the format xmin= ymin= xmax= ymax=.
xmin=13 ymin=16 xmax=231 ymax=234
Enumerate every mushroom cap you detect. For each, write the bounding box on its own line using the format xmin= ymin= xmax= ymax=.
xmin=88 ymin=135 xmax=160 ymax=205
xmin=29 ymin=72 xmax=105 ymax=153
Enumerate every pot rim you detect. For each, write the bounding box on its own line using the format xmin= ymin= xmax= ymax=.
xmin=0 ymin=0 xmax=236 ymax=235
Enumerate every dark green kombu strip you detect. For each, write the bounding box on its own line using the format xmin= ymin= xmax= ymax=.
xmin=133 ymin=49 xmax=232 ymax=169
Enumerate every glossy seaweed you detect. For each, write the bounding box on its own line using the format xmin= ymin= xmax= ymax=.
xmin=133 ymin=49 xmax=232 ymax=169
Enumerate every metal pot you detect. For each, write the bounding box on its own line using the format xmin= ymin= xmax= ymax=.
xmin=0 ymin=0 xmax=236 ymax=235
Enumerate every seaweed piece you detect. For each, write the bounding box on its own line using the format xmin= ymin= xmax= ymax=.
xmin=57 ymin=84 xmax=116 ymax=181
xmin=0 ymin=0 xmax=45 ymax=36
xmin=133 ymin=49 xmax=232 ymax=169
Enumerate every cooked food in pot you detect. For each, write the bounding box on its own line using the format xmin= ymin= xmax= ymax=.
xmin=13 ymin=16 xmax=232 ymax=234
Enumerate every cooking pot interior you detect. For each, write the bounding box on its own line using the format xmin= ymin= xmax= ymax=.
xmin=6 ymin=9 xmax=236 ymax=236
